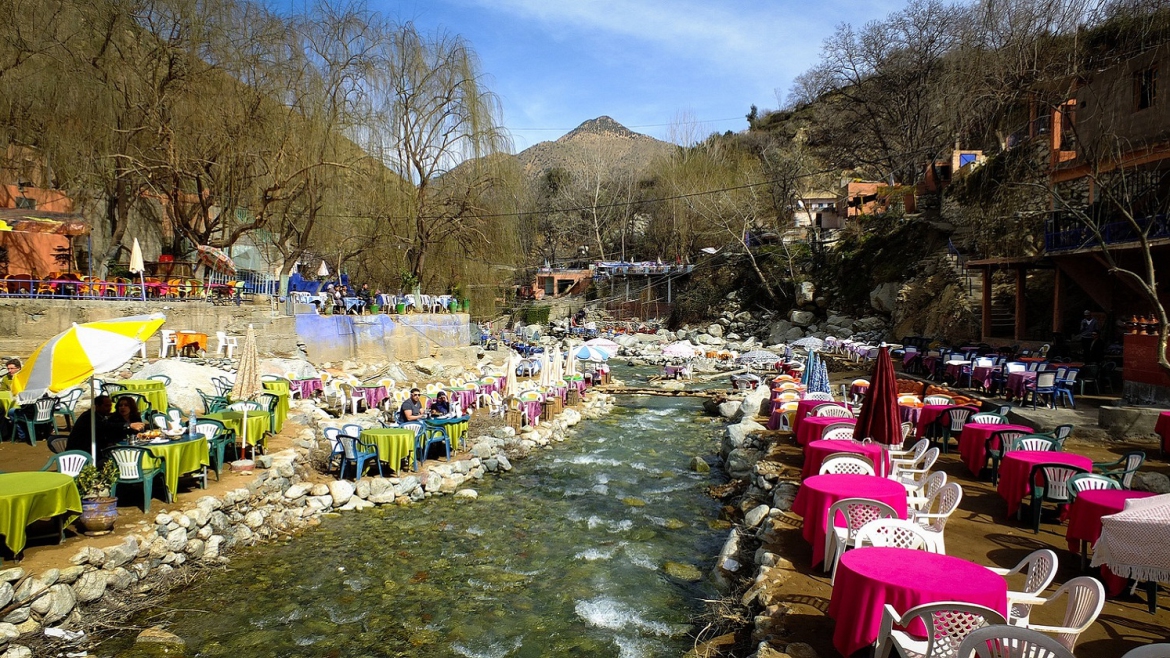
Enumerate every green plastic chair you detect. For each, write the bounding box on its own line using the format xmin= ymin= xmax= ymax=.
xmin=986 ymin=429 xmax=1028 ymax=485
xmin=1093 ymin=451 xmax=1146 ymax=489
xmin=147 ymin=374 xmax=172 ymax=385
xmin=193 ymin=418 xmax=232 ymax=480
xmin=111 ymin=392 xmax=151 ymax=415
xmin=10 ymin=397 xmax=60 ymax=446
xmin=40 ymin=450 xmax=92 ymax=477
xmin=107 ymin=446 xmax=166 ymax=512
xmin=53 ymin=388 xmax=85 ymax=431
xmin=197 ymin=389 xmax=229 ymax=414
xmin=258 ymin=393 xmax=280 ymax=434
xmin=1012 ymin=435 xmax=1058 ymax=452
xmin=1025 ymin=462 xmax=1089 ymax=532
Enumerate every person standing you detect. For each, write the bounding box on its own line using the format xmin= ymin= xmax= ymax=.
xmin=1078 ymin=310 xmax=1099 ymax=359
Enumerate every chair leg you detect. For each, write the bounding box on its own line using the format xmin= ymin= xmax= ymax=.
xmin=143 ymin=480 xmax=152 ymax=513
xmin=1031 ymin=499 xmax=1041 ymax=533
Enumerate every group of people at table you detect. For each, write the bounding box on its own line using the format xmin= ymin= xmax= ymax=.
xmin=767 ymin=375 xmax=1161 ymax=656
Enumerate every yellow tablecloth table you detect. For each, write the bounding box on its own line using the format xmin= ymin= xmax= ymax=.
xmin=205 ymin=411 xmax=270 ymax=451
xmin=142 ymin=436 xmax=210 ymax=500
xmin=0 ymin=472 xmax=82 ymax=555
xmin=117 ymin=380 xmax=168 ymax=412
xmin=262 ymin=382 xmax=290 ymax=434
xmin=360 ymin=428 xmax=417 ymax=473
xmin=427 ymin=416 xmax=471 ymax=450
xmin=0 ymin=392 xmax=14 ymax=415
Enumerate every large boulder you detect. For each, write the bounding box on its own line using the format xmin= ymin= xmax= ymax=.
xmin=767 ymin=321 xmax=793 ymax=345
xmin=707 ymin=324 xmax=724 ymax=338
xmin=869 ymin=282 xmax=900 ymax=314
xmin=788 ymin=310 xmax=815 ymax=327
xmin=784 ymin=327 xmax=805 ymax=342
xmin=261 ymin=358 xmax=317 ymax=379
xmin=132 ymin=361 xmax=233 ymax=413
xmin=796 ymin=281 xmax=816 ymax=305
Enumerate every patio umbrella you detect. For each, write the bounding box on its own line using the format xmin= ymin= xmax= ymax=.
xmin=196 ymin=245 xmax=237 ymax=275
xmin=854 ymin=346 xmax=901 ymax=445
xmin=538 ymin=351 xmax=551 ymax=387
xmin=736 ymin=349 xmax=779 ymax=365
xmin=662 ymin=341 xmax=698 ymax=358
xmin=801 ymin=351 xmax=816 ymax=387
xmin=229 ymin=325 xmax=263 ymax=458
xmin=792 ymin=336 xmax=826 ymax=352
xmin=809 ymin=352 xmax=832 ymax=395
xmin=573 ymin=345 xmax=610 ymax=362
xmin=566 ymin=344 xmax=578 ymax=379
xmin=316 ymin=260 xmax=329 ymax=277
xmin=504 ymin=353 xmax=519 ymax=398
xmin=12 ymin=313 xmax=166 ymax=458
xmin=129 ymin=238 xmax=146 ymax=302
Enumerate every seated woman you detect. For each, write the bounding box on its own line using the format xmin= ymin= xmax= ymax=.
xmin=429 ymin=390 xmax=451 ymax=417
xmin=66 ymin=395 xmax=147 ymax=460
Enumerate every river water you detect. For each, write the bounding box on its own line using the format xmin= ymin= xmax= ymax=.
xmin=101 ymin=370 xmax=728 ymax=657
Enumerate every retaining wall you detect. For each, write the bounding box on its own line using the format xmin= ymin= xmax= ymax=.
xmin=294 ymin=313 xmax=471 ymax=363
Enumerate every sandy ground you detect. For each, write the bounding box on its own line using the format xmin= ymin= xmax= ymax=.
xmin=749 ymin=368 xmax=1170 ymax=657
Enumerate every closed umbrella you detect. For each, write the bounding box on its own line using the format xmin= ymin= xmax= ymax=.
xmin=854 ymin=346 xmax=901 ymax=445
xmin=566 ymin=344 xmax=578 ymax=379
xmin=316 ymin=260 xmax=329 ymax=278
xmin=229 ymin=325 xmax=263 ymax=458
xmin=550 ymin=345 xmax=563 ymax=383
xmin=196 ymin=245 xmax=237 ymax=275
xmin=504 ymin=353 xmax=519 ymax=398
xmin=538 ymin=351 xmax=551 ymax=387
xmin=129 ymin=238 xmax=146 ymax=302
xmin=809 ymin=352 xmax=832 ymax=395
xmin=13 ymin=313 xmax=166 ymax=458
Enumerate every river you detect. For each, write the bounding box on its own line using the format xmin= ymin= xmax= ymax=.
xmin=100 ymin=369 xmax=729 ymax=657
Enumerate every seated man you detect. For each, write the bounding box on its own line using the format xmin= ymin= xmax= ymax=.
xmin=0 ymin=358 xmax=20 ymax=391
xmin=65 ymin=395 xmax=138 ymax=459
xmin=429 ymin=390 xmax=451 ymax=417
xmin=397 ymin=388 xmax=425 ymax=423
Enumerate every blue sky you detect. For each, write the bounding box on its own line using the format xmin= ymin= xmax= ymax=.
xmin=373 ymin=1 xmax=903 ymax=151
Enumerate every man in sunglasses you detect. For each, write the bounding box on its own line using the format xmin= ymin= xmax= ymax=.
xmin=397 ymin=388 xmax=425 ymax=424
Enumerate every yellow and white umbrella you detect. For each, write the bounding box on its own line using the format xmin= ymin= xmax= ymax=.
xmin=12 ymin=313 xmax=166 ymax=457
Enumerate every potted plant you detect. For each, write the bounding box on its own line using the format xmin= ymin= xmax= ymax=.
xmin=75 ymin=461 xmax=120 ymax=536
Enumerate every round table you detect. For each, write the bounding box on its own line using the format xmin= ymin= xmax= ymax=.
xmin=0 ymin=472 xmax=82 ymax=555
xmin=355 ymin=386 xmax=389 ymax=410
xmin=957 ymin=423 xmax=1033 ymax=476
xmin=791 ymin=474 xmax=908 ymax=567
xmin=997 ymin=451 xmax=1094 ymax=517
xmin=427 ymin=415 xmax=471 ymax=450
xmin=827 ymin=547 xmax=1009 ymax=657
xmin=205 ymin=411 xmax=271 ymax=450
xmin=913 ymin=404 xmax=951 ymax=437
xmin=175 ymin=331 xmax=207 ymax=356
xmin=1066 ymin=489 xmax=1157 ymax=554
xmin=117 ymin=380 xmax=168 ymax=412
xmin=1156 ymin=411 xmax=1170 ymax=454
xmin=1005 ymin=371 xmax=1037 ymax=401
xmin=970 ymin=366 xmax=995 ymax=391
xmin=452 ymin=389 xmax=477 ymax=410
xmin=791 ymin=399 xmax=843 ymax=436
xmin=802 ymin=439 xmax=890 ymax=479
xmin=290 ymin=378 xmax=324 ymax=399
xmin=141 ymin=436 xmax=210 ymax=500
xmin=261 ymin=381 xmax=290 ymax=433
xmin=361 ymin=428 xmax=417 ymax=473
xmin=797 ymin=416 xmax=856 ymax=447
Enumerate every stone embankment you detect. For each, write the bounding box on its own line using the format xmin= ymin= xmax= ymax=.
xmin=0 ymin=393 xmax=615 ymax=657
xmin=701 ymin=385 xmax=818 ymax=658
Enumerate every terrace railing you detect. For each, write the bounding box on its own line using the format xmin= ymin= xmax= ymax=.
xmin=1045 ymin=213 xmax=1170 ymax=253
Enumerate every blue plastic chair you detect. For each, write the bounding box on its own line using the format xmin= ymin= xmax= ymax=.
xmin=338 ymin=433 xmax=381 ymax=481
xmin=418 ymin=424 xmax=451 ymax=465
xmin=108 ymin=446 xmax=167 ymax=512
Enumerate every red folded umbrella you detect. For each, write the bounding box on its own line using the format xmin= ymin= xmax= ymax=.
xmin=854 ymin=346 xmax=902 ymax=445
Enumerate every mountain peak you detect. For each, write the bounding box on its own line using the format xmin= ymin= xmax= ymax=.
xmin=558 ymin=116 xmax=640 ymax=142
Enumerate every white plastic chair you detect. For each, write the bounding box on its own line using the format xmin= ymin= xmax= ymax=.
xmin=215 ymin=331 xmax=238 ymax=358
xmin=989 ymin=549 xmax=1058 ymax=627
xmin=924 ymin=395 xmax=953 ymax=405
xmin=815 ymin=404 xmax=854 ymax=418
xmin=824 ymin=497 xmax=898 ymax=583
xmin=1014 ymin=577 xmax=1105 ymax=652
xmin=906 ymin=470 xmax=948 ymax=511
xmin=957 ymin=625 xmax=1074 ymax=658
xmin=338 ymin=383 xmax=367 ymax=415
xmin=819 ymin=454 xmax=875 ymax=476
xmin=875 ymin=601 xmax=1005 ymax=658
xmin=970 ymin=412 xmax=1005 ymax=424
xmin=892 ymin=447 xmax=940 ymax=491
xmin=855 ymin=518 xmax=943 ymax=554
xmin=822 ymin=426 xmax=856 ymax=441
xmin=804 ymin=392 xmax=834 ymax=401
xmin=158 ymin=329 xmax=177 ymax=358
xmin=888 ymin=438 xmax=929 ymax=462
xmin=910 ymin=482 xmax=963 ymax=554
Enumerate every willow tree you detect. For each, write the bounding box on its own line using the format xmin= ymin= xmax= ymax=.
xmin=363 ymin=23 xmax=514 ymax=287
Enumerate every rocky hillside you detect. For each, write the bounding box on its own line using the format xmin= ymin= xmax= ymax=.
xmin=515 ymin=116 xmax=675 ymax=180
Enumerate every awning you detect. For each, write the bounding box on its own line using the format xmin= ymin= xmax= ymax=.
xmin=0 ymin=209 xmax=89 ymax=236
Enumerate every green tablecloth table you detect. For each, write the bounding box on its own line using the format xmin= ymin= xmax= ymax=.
xmin=427 ymin=415 xmax=471 ymax=450
xmin=205 ymin=411 xmax=270 ymax=450
xmin=117 ymin=380 xmax=168 ymax=412
xmin=262 ymin=382 xmax=290 ymax=434
xmin=361 ymin=428 xmax=416 ymax=473
xmin=0 ymin=472 xmax=82 ymax=555
xmin=142 ymin=436 xmax=210 ymax=500
xmin=0 ymin=392 xmax=14 ymax=415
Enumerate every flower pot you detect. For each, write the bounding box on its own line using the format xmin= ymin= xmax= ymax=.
xmin=462 ymin=299 xmax=470 ymax=312
xmin=448 ymin=301 xmax=458 ymax=313
xmin=77 ymin=497 xmax=118 ymax=536
xmin=396 ymin=303 xmax=406 ymax=314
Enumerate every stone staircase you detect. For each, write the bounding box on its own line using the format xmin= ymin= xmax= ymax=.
xmin=942 ymin=236 xmax=1014 ymax=338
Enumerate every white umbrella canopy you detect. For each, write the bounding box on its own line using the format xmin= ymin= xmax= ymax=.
xmin=572 ymin=345 xmax=610 ymax=362
xmin=566 ymin=345 xmax=578 ymax=379
xmin=584 ymin=338 xmax=620 ymax=351
xmin=129 ymin=238 xmax=146 ymax=301
xmin=538 ymin=351 xmax=551 ymax=387
xmin=317 ymin=261 xmax=330 ymax=277
xmin=550 ymin=345 xmax=563 ymax=383
xmin=504 ymin=353 xmax=519 ymax=397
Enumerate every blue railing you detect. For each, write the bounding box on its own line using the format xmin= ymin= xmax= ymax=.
xmin=1045 ymin=214 xmax=1170 ymax=253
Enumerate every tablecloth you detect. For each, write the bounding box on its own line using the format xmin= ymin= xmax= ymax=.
xmin=796 ymin=416 xmax=857 ymax=447
xmin=175 ymin=331 xmax=207 ymax=355
xmin=290 ymin=378 xmax=324 ymax=399
xmin=1066 ymin=489 xmax=1156 ymax=553
xmin=142 ymin=436 xmax=210 ymax=500
xmin=1005 ymin=371 xmax=1037 ymax=401
xmin=828 ymin=547 xmax=1009 ymax=657
xmin=970 ymin=366 xmax=995 ymax=390
xmin=849 ymin=383 xmax=869 ymax=399
xmin=355 ymin=386 xmax=389 ymax=410
xmin=802 ymin=440 xmax=890 ymax=479
xmin=0 ymin=472 xmax=82 ymax=554
xmin=361 ymin=428 xmax=416 ymax=473
xmin=792 ymin=399 xmax=844 ymax=437
xmin=945 ymin=361 xmax=970 ymax=381
xmin=427 ymin=415 xmax=471 ymax=450
xmin=520 ymin=400 xmax=541 ymax=426
xmin=205 ymin=411 xmax=270 ymax=449
xmin=1156 ymin=411 xmax=1170 ymax=454
xmin=117 ymin=380 xmax=168 ymax=412
xmin=997 ymin=451 xmax=1094 ymax=516
xmin=0 ymin=391 xmax=14 ymax=415
xmin=790 ymin=474 xmax=908 ymax=567
xmin=1092 ymin=493 xmax=1170 ymax=588
xmin=452 ymin=389 xmax=478 ymax=411
xmin=914 ymin=404 xmax=951 ymax=437
xmin=261 ymin=381 xmax=290 ymax=434
xmin=958 ymin=423 xmax=1033 ymax=476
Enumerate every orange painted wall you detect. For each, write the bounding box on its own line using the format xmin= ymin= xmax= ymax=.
xmin=0 ymin=186 xmax=76 ymax=277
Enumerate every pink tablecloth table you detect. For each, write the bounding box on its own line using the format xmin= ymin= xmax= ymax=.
xmin=355 ymin=386 xmax=389 ymax=409
xmin=1066 ymin=489 xmax=1156 ymax=554
xmin=828 ymin=547 xmax=1009 ymax=657
xmin=791 ymin=474 xmax=908 ymax=568
xmin=997 ymin=451 xmax=1094 ymax=517
xmin=958 ymin=423 xmax=1033 ymax=476
xmin=914 ymin=404 xmax=951 ymax=436
xmin=849 ymin=383 xmax=869 ymax=399
xmin=520 ymin=400 xmax=541 ymax=425
xmin=802 ymin=440 xmax=891 ymax=479
xmin=766 ymin=408 xmax=787 ymax=431
xmin=290 ymin=378 xmax=323 ymax=398
xmin=1005 ymin=371 xmax=1036 ymax=401
xmin=944 ymin=361 xmax=969 ymax=381
xmin=792 ymin=399 xmax=841 ymax=436
xmin=970 ymin=366 xmax=995 ymax=390
xmin=1156 ymin=411 xmax=1170 ymax=454
xmin=451 ymin=389 xmax=477 ymax=410
xmin=898 ymin=404 xmax=922 ymax=428
xmin=797 ymin=416 xmax=856 ymax=447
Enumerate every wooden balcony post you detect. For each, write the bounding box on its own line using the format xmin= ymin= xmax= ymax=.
xmin=982 ymin=267 xmax=992 ymax=339
xmin=1014 ymin=267 xmax=1027 ymax=340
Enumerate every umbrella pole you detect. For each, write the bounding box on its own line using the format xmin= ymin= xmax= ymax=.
xmin=89 ymin=375 xmax=97 ymax=461
xmin=139 ymin=270 xmax=146 ymax=302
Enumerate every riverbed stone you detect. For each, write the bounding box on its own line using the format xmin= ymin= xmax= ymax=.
xmin=393 ymin=477 xmax=421 ymax=497
xmin=454 ymin=489 xmax=478 ymax=499
xmin=663 ymin=561 xmax=703 ymax=581
xmin=328 ymin=480 xmax=354 ymax=507
xmin=103 ymin=542 xmax=137 ymax=569
xmin=69 ymin=546 xmax=104 ymax=566
xmin=1133 ymin=472 xmax=1170 ymax=494
xmin=73 ymin=571 xmax=107 ymax=603
xmin=244 ymin=510 xmax=265 ymax=528
xmin=13 ymin=578 xmax=45 ymax=604
xmin=3 ymin=644 xmax=31 ymax=658
xmin=0 ymin=623 xmax=18 ymax=642
xmin=0 ymin=584 xmax=10 ymax=609
xmin=744 ymin=504 xmax=770 ymax=529
xmin=31 ymin=584 xmax=75 ymax=624
xmin=690 ymin=456 xmax=711 ymax=473
xmin=355 ymin=479 xmax=371 ymax=499
xmin=283 ymin=483 xmax=310 ymax=500
xmin=136 ymin=626 xmax=185 ymax=647
xmin=0 ymin=570 xmax=21 ymax=584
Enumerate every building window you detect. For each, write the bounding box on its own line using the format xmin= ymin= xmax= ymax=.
xmin=1135 ymin=66 xmax=1157 ymax=110
xmin=14 ymin=196 xmax=35 ymax=209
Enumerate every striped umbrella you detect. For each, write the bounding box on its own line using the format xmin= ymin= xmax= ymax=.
xmin=810 ymin=352 xmax=832 ymax=395
xmin=12 ymin=313 xmax=166 ymax=458
xmin=229 ymin=325 xmax=263 ymax=458
xmin=572 ymin=345 xmax=610 ymax=362
xmin=196 ymin=245 xmax=237 ymax=275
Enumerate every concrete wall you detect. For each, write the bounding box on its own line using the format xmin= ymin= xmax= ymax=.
xmin=0 ymin=299 xmax=471 ymax=365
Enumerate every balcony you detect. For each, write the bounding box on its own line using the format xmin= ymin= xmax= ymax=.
xmin=1045 ymin=213 xmax=1170 ymax=252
